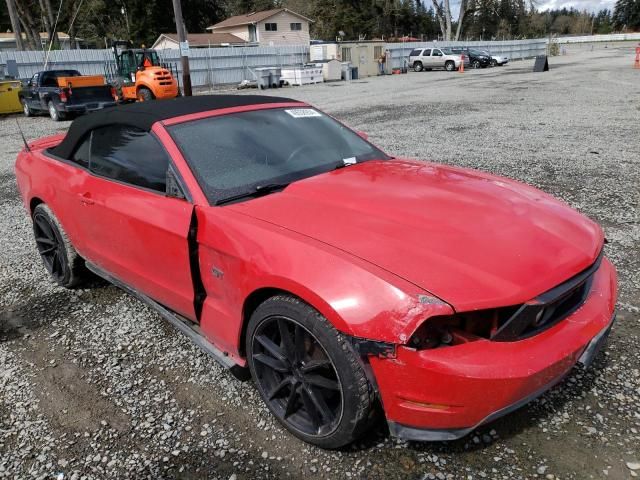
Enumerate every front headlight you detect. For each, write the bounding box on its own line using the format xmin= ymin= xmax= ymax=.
xmin=407 ymin=306 xmax=520 ymax=350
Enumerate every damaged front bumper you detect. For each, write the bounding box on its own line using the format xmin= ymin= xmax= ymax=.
xmin=387 ymin=313 xmax=615 ymax=441
xmin=369 ymin=257 xmax=617 ymax=442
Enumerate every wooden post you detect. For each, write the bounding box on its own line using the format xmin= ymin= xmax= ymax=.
xmin=171 ymin=0 xmax=192 ymax=96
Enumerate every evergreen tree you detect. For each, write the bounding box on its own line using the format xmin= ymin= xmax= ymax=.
xmin=613 ymin=0 xmax=640 ymax=30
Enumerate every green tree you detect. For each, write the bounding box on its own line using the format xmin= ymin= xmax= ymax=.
xmin=613 ymin=0 xmax=640 ymax=30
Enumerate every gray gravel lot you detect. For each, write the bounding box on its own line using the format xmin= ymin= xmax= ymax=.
xmin=1 ymin=42 xmax=639 ymax=480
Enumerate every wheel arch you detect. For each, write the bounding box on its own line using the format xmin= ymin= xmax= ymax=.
xmin=136 ymin=83 xmax=155 ymax=97
xmin=29 ymin=196 xmax=45 ymax=215
xmin=238 ymin=285 xmax=354 ymax=358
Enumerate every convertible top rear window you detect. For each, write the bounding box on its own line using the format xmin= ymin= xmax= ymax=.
xmin=168 ymin=107 xmax=389 ymax=205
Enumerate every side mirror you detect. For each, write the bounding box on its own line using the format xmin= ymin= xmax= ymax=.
xmin=356 ymin=130 xmax=369 ymax=141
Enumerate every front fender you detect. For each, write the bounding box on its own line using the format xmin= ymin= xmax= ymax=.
xmin=195 ymin=206 xmax=453 ymax=363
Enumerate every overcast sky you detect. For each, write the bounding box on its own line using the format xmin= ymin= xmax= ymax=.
xmin=536 ymin=0 xmax=615 ymax=11
xmin=447 ymin=0 xmax=615 ymax=14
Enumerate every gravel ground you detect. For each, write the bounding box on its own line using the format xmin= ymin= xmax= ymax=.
xmin=1 ymin=42 xmax=639 ymax=480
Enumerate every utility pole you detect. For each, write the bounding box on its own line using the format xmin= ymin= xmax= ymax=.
xmin=171 ymin=0 xmax=192 ymax=96
xmin=5 ymin=0 xmax=25 ymax=51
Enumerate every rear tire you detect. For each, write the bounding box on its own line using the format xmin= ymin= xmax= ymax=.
xmin=472 ymin=60 xmax=481 ymax=69
xmin=413 ymin=61 xmax=423 ymax=72
xmin=445 ymin=60 xmax=455 ymax=71
xmin=47 ymin=100 xmax=66 ymax=121
xmin=32 ymin=204 xmax=86 ymax=288
xmin=246 ymin=295 xmax=375 ymax=449
xmin=137 ymin=87 xmax=153 ymax=102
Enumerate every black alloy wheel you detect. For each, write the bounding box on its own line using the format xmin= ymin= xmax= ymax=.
xmin=33 ymin=209 xmax=67 ymax=284
xmin=247 ymin=295 xmax=376 ymax=448
xmin=251 ymin=315 xmax=343 ymax=437
xmin=32 ymin=204 xmax=85 ymax=288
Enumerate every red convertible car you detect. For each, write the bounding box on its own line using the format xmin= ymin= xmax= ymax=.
xmin=15 ymin=96 xmax=617 ymax=448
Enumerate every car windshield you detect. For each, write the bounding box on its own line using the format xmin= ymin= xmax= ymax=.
xmin=469 ymin=49 xmax=484 ymax=55
xmin=168 ymin=107 xmax=390 ymax=205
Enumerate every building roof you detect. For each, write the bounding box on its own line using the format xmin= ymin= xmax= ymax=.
xmin=207 ymin=8 xmax=313 ymax=30
xmin=50 ymin=95 xmax=303 ymax=160
xmin=152 ymin=32 xmax=247 ymax=49
xmin=0 ymin=32 xmax=74 ymax=43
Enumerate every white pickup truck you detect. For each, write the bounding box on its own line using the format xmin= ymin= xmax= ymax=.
xmin=408 ymin=47 xmax=463 ymax=72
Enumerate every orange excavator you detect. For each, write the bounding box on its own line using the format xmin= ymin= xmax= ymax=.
xmin=106 ymin=41 xmax=180 ymax=102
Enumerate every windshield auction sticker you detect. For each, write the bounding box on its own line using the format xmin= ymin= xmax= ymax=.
xmin=285 ymin=109 xmax=322 ymax=118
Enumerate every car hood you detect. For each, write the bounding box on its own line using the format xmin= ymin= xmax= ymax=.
xmin=228 ymin=159 xmax=603 ymax=311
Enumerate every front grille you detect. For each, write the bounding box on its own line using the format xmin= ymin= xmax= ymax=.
xmin=491 ymin=251 xmax=602 ymax=341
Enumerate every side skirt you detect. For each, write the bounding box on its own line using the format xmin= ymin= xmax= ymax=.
xmin=85 ymin=261 xmax=237 ymax=371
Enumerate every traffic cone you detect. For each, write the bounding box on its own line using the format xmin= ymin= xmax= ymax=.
xmin=459 ymin=55 xmax=465 ymax=73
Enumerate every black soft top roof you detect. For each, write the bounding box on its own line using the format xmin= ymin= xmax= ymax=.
xmin=50 ymin=94 xmax=302 ymax=159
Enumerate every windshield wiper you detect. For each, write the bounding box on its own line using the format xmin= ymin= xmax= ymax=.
xmin=216 ymin=182 xmax=290 ymax=206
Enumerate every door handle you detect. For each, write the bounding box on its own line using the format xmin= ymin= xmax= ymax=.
xmin=79 ymin=192 xmax=94 ymax=206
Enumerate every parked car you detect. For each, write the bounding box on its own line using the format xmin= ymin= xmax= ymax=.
xmin=482 ymin=50 xmax=510 ymax=66
xmin=19 ymin=69 xmax=116 ymax=121
xmin=449 ymin=47 xmax=492 ymax=68
xmin=409 ymin=48 xmax=462 ymax=72
xmin=15 ymin=95 xmax=617 ymax=449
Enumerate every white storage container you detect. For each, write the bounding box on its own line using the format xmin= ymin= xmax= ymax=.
xmin=320 ymin=59 xmax=342 ymax=81
xmin=280 ymin=67 xmax=324 ymax=86
xmin=310 ymin=43 xmax=340 ymax=61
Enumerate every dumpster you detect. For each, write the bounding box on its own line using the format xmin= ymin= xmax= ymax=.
xmin=267 ymin=67 xmax=282 ymax=88
xmin=341 ymin=62 xmax=352 ymax=81
xmin=0 ymin=80 xmax=23 ymax=114
xmin=254 ymin=68 xmax=272 ymax=90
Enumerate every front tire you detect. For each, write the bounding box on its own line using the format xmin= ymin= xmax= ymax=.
xmin=22 ymin=99 xmax=33 ymax=117
xmin=413 ymin=61 xmax=423 ymax=72
xmin=491 ymin=59 xmax=498 ymax=67
xmin=472 ymin=60 xmax=481 ymax=69
xmin=246 ymin=295 xmax=375 ymax=448
xmin=32 ymin=204 xmax=85 ymax=288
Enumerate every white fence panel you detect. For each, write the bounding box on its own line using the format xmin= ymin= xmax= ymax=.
xmin=556 ymin=33 xmax=640 ymax=44
xmin=0 ymin=45 xmax=310 ymax=88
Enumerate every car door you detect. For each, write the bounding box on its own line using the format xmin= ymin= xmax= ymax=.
xmin=421 ymin=49 xmax=432 ymax=67
xmin=72 ymin=125 xmax=196 ymax=319
xmin=26 ymin=73 xmax=40 ymax=110
xmin=431 ymin=49 xmax=444 ymax=68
